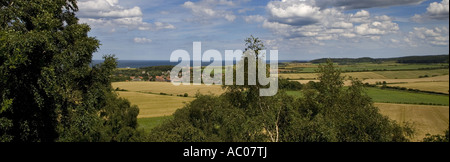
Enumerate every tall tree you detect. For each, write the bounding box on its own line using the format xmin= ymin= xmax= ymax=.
xmin=0 ymin=0 xmax=141 ymax=142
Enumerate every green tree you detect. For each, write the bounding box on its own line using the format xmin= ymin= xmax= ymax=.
xmin=292 ymin=60 xmax=414 ymax=142
xmin=423 ymin=130 xmax=449 ymax=142
xmin=0 ymin=0 xmax=141 ymax=142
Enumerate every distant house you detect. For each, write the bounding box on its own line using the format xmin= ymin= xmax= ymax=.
xmin=130 ymin=76 xmax=142 ymax=82
xmin=155 ymin=76 xmax=165 ymax=82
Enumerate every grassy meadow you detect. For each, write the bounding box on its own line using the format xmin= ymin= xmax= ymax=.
xmin=366 ymin=87 xmax=449 ymax=105
xmin=137 ymin=116 xmax=173 ymax=134
xmin=286 ymin=88 xmax=449 ymax=106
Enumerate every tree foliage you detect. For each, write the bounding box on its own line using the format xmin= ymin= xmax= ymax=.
xmin=0 ymin=0 xmax=142 ymax=142
xmin=423 ymin=130 xmax=449 ymax=142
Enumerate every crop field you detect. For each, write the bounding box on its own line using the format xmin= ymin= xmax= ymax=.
xmin=280 ymin=69 xmax=449 ymax=80
xmin=366 ymin=87 xmax=449 ymax=106
xmin=116 ymin=91 xmax=194 ymax=118
xmin=362 ymin=75 xmax=449 ymax=84
xmin=280 ymin=62 xmax=448 ymax=73
xmin=287 ymin=88 xmax=449 ymax=106
xmin=375 ymin=103 xmax=449 ymax=141
xmin=392 ymin=81 xmax=449 ymax=94
xmin=372 ymin=69 xmax=449 ymax=79
xmin=279 ymin=73 xmax=319 ymax=80
xmin=112 ymin=82 xmax=225 ymax=97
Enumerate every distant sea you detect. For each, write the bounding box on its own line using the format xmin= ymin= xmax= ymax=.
xmin=91 ymin=60 xmax=307 ymax=68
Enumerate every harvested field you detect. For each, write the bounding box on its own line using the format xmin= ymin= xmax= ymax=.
xmin=112 ymin=82 xmax=225 ymax=97
xmin=376 ymin=103 xmax=449 ymax=141
xmin=116 ymin=91 xmax=194 ymax=118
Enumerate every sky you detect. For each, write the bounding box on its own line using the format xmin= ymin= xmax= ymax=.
xmin=77 ymin=0 xmax=450 ymax=61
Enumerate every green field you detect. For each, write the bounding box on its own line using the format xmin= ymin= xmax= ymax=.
xmin=287 ymin=88 xmax=449 ymax=106
xmin=366 ymin=87 xmax=449 ymax=105
xmin=138 ymin=116 xmax=172 ymax=134
xmin=280 ymin=62 xmax=448 ymax=73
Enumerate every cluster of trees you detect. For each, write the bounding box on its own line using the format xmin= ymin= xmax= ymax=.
xmin=310 ymin=55 xmax=449 ymax=64
xmin=279 ymin=78 xmax=303 ymax=90
xmin=111 ymin=65 xmax=175 ymax=82
xmin=369 ymin=83 xmax=449 ymax=96
xmin=423 ymin=130 xmax=449 ymax=142
xmin=0 ymin=0 xmax=143 ymax=142
xmin=395 ymin=55 xmax=449 ymax=64
xmin=149 ymin=38 xmax=414 ymax=142
xmin=310 ymin=57 xmax=381 ymax=64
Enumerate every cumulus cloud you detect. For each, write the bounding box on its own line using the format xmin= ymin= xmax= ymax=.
xmin=182 ymin=0 xmax=239 ymax=22
xmin=316 ymin=0 xmax=425 ymax=10
xmin=263 ymin=0 xmax=400 ymax=44
xmin=134 ymin=37 xmax=152 ymax=44
xmin=406 ymin=27 xmax=449 ymax=46
xmin=412 ymin=0 xmax=449 ymax=22
xmin=77 ymin=0 xmax=175 ymax=31
xmin=244 ymin=15 xmax=266 ymax=23
xmin=77 ymin=0 xmax=142 ymax=18
xmin=267 ymin=0 xmax=322 ymax=26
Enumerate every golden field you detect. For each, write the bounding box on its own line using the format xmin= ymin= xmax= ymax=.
xmin=116 ymin=91 xmax=194 ymax=118
xmin=392 ymin=81 xmax=449 ymax=94
xmin=112 ymin=82 xmax=224 ymax=118
xmin=376 ymin=103 xmax=449 ymax=141
xmin=112 ymin=82 xmax=225 ymax=97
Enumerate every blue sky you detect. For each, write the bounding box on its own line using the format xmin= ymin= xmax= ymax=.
xmin=77 ymin=0 xmax=449 ymax=60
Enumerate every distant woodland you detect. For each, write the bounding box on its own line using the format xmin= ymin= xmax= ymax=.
xmin=310 ymin=55 xmax=449 ymax=64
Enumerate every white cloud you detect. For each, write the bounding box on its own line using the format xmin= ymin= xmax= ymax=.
xmin=316 ymin=0 xmax=425 ymax=10
xmin=238 ymin=8 xmax=255 ymax=14
xmin=406 ymin=27 xmax=449 ymax=46
xmin=78 ymin=0 xmax=142 ymax=18
xmin=427 ymin=0 xmax=449 ymax=19
xmin=355 ymin=21 xmax=399 ymax=35
xmin=134 ymin=37 xmax=152 ymax=44
xmin=79 ymin=17 xmax=175 ymax=31
xmin=267 ymin=0 xmax=322 ymax=26
xmin=182 ymin=0 xmax=239 ymax=22
xmin=390 ymin=39 xmax=400 ymax=43
xmin=349 ymin=10 xmax=371 ymax=23
xmin=331 ymin=22 xmax=353 ymax=29
xmin=412 ymin=0 xmax=449 ymax=22
xmin=263 ymin=0 xmax=400 ymax=44
xmin=244 ymin=15 xmax=266 ymax=23
xmin=77 ymin=0 xmax=175 ymax=31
